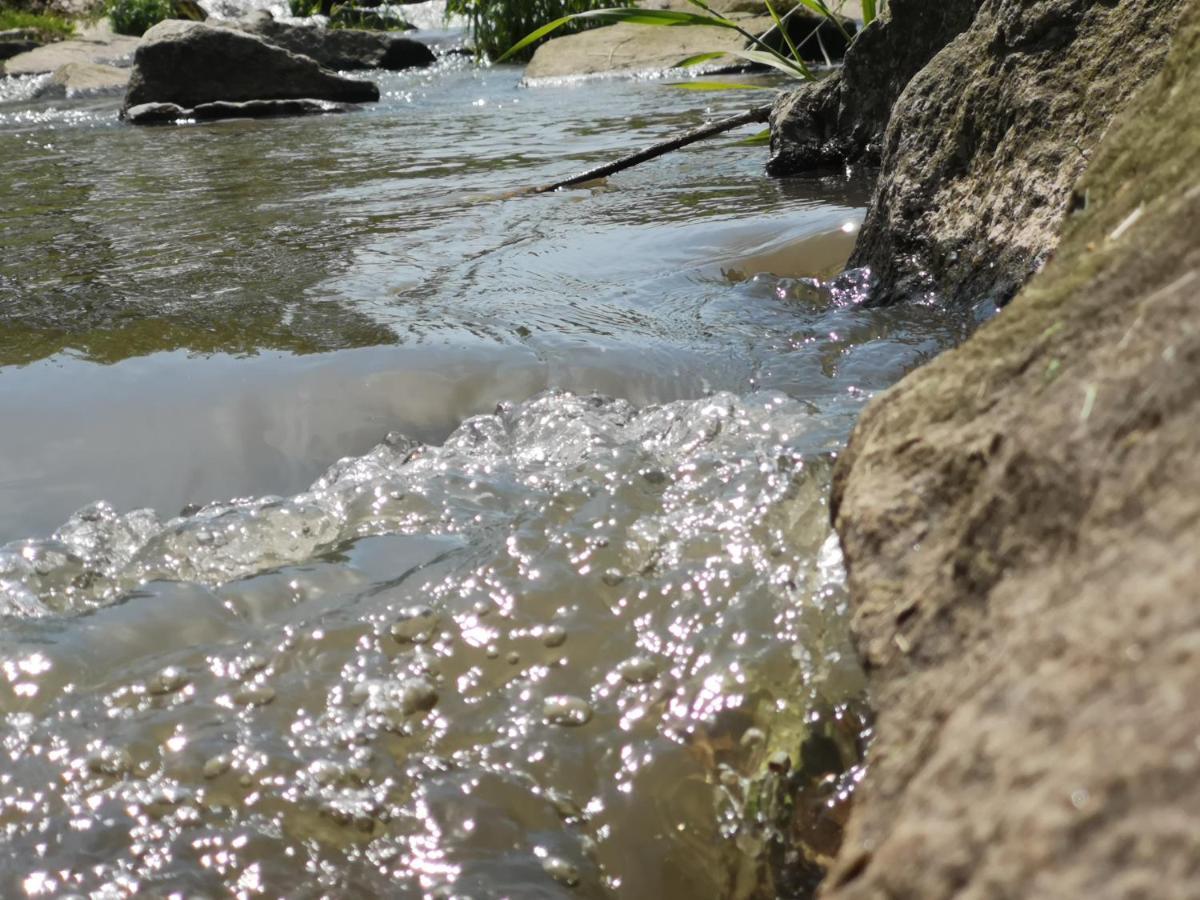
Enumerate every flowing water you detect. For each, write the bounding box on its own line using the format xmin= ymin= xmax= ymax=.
xmin=0 ymin=43 xmax=976 ymax=898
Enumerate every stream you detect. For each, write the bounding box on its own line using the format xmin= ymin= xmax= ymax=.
xmin=0 ymin=44 xmax=974 ymax=898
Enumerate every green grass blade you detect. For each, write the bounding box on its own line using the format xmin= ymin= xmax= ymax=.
xmin=728 ymin=47 xmax=813 ymax=79
xmin=861 ymin=0 xmax=877 ymax=24
xmin=764 ymin=0 xmax=805 ymax=70
xmin=738 ymin=127 xmax=771 ymax=146
xmin=675 ymin=51 xmax=728 ymax=67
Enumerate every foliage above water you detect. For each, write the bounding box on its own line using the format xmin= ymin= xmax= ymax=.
xmin=106 ymin=0 xmax=172 ymax=35
xmin=0 ymin=6 xmax=74 ymax=39
xmin=445 ymin=0 xmax=613 ymax=61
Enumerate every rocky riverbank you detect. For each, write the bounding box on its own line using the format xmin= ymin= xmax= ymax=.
xmin=781 ymin=0 xmax=1200 ymax=895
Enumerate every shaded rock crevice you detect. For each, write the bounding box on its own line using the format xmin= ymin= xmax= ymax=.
xmin=767 ymin=0 xmax=982 ymax=176
xmin=824 ymin=3 xmax=1200 ymax=896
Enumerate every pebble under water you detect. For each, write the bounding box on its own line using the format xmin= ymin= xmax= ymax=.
xmin=0 ymin=50 xmax=977 ymax=898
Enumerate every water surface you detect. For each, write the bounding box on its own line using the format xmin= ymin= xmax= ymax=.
xmin=0 ymin=52 xmax=972 ymax=897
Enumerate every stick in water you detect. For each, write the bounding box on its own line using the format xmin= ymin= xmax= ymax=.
xmin=530 ymin=104 xmax=772 ymax=194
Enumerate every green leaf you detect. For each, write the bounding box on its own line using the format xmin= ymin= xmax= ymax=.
xmin=738 ymin=127 xmax=771 ymax=145
xmin=726 ymin=47 xmax=813 ymax=79
xmin=498 ymin=7 xmax=737 ymax=61
xmin=764 ymin=0 xmax=804 ymax=71
xmin=666 ymin=81 xmax=768 ymax=91
xmin=675 ymin=51 xmax=727 ymax=68
xmin=861 ymin=0 xmax=877 ymax=25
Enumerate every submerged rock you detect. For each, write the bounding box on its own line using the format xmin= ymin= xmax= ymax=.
xmin=121 ymin=19 xmax=379 ymax=120
xmin=237 ymin=11 xmax=434 ymax=72
xmin=826 ymin=4 xmax=1200 ymax=897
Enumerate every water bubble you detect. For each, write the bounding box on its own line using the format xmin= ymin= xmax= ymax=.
xmin=86 ymin=745 xmax=133 ymax=777
xmin=390 ymin=606 xmax=439 ymax=644
xmin=543 ymin=695 xmax=592 ymax=727
xmin=541 ymin=855 xmax=581 ymax=887
xmin=202 ymin=754 xmax=232 ymax=779
xmin=148 ymin=665 xmax=188 ymax=695
xmin=616 ymin=656 xmax=658 ymax=685
xmin=235 ymin=685 xmax=276 ymax=707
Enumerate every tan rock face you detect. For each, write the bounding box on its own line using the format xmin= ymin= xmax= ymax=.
xmin=847 ymin=0 xmax=1186 ymax=308
xmin=826 ymin=5 xmax=1200 ymax=897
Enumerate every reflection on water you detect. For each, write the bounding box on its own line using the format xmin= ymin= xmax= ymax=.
xmin=0 ymin=50 xmax=972 ymax=898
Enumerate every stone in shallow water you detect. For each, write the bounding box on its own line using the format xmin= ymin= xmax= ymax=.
xmin=122 ymin=19 xmax=378 ymax=116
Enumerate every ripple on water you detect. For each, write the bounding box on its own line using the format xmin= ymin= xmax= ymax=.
xmin=0 ymin=389 xmax=868 ymax=897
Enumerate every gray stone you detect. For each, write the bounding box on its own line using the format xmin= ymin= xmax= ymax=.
xmin=237 ymin=10 xmax=434 ymax=71
xmin=35 ymin=61 xmax=130 ymax=98
xmin=124 ymin=97 xmax=355 ymax=124
xmin=122 ymin=19 xmax=379 ymax=115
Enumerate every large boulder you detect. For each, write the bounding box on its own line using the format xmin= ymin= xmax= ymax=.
xmin=843 ymin=0 xmax=1185 ymax=308
xmin=824 ymin=4 xmax=1200 ymax=898
xmin=237 ymin=11 xmax=434 ymax=71
xmin=767 ymin=0 xmax=981 ymax=175
xmin=121 ymin=19 xmax=379 ymax=117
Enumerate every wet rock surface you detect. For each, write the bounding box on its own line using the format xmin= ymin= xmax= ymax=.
xmin=767 ymin=0 xmax=980 ymax=175
xmin=826 ymin=5 xmax=1200 ymax=897
xmin=236 ymin=10 xmax=435 ymax=71
xmin=847 ymin=0 xmax=1186 ymax=308
xmin=122 ymin=19 xmax=379 ymax=116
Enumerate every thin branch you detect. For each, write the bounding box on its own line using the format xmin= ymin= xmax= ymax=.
xmin=530 ymin=104 xmax=772 ymax=194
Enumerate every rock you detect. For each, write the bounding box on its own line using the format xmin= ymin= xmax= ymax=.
xmin=767 ymin=0 xmax=981 ymax=175
xmin=844 ymin=0 xmax=1185 ymax=308
xmin=0 ymin=29 xmax=41 ymax=63
xmin=124 ymin=97 xmax=355 ymax=124
xmin=35 ymin=61 xmax=130 ymax=98
xmin=237 ymin=11 xmax=434 ymax=71
xmin=2 ymin=32 xmax=140 ymax=76
xmin=524 ymin=0 xmax=849 ymax=81
xmin=122 ymin=19 xmax=379 ymax=116
xmin=825 ymin=5 xmax=1200 ymax=898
